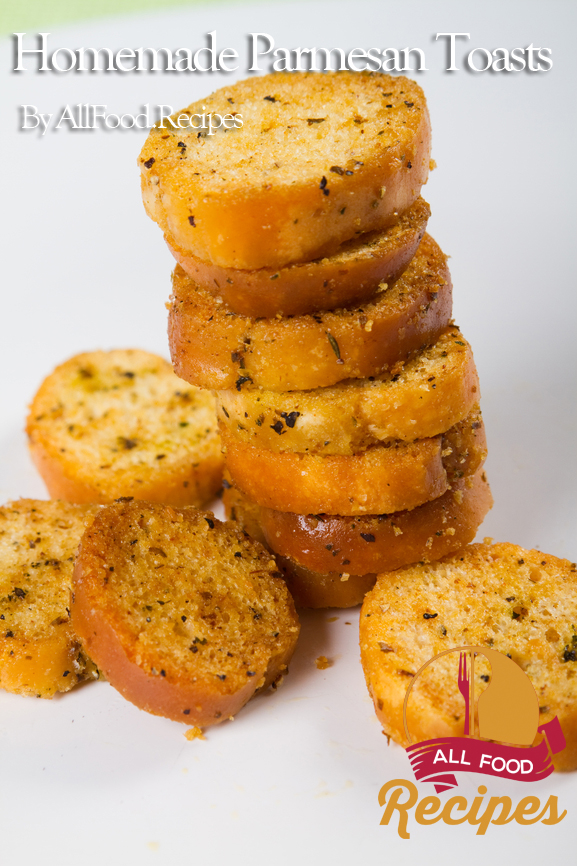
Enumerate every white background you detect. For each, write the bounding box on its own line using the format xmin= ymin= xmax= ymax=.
xmin=0 ymin=1 xmax=576 ymax=863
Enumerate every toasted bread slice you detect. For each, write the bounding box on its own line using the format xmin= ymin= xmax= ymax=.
xmin=72 ymin=499 xmax=299 ymax=725
xmin=257 ymin=468 xmax=492 ymax=575
xmin=360 ymin=542 xmax=577 ymax=771
xmin=167 ymin=197 xmax=430 ymax=318
xmin=0 ymin=499 xmax=100 ymax=698
xmin=224 ymin=473 xmax=493 ymax=608
xmin=217 ymin=326 xmax=478 ymax=455
xmin=170 ymin=233 xmax=452 ymax=392
xmin=222 ymin=478 xmax=376 ymax=608
xmin=222 ymin=407 xmax=487 ymax=515
xmin=27 ymin=349 xmax=223 ymax=507
xmin=140 ymin=72 xmax=431 ymax=270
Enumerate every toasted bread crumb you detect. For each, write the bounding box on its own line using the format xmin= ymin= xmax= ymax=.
xmin=316 ymin=656 xmax=332 ymax=670
xmin=185 ymin=726 xmax=206 ymax=741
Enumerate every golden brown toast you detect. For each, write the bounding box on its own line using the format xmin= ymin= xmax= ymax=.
xmin=72 ymin=499 xmax=299 ymax=725
xmin=0 ymin=499 xmax=99 ymax=698
xmin=217 ymin=326 xmax=479 ymax=454
xmin=256 ymin=468 xmax=492 ymax=575
xmin=276 ymin=557 xmax=377 ymax=610
xmin=169 ymin=233 xmax=452 ymax=392
xmin=360 ymin=542 xmax=577 ymax=771
xmin=224 ymin=470 xmax=492 ymax=608
xmin=27 ymin=349 xmax=223 ymax=506
xmin=167 ymin=197 xmax=430 ymax=318
xmin=221 ymin=407 xmax=487 ymax=515
xmin=140 ymin=72 xmax=431 ymax=269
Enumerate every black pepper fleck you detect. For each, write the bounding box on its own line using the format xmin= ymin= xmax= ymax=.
xmin=235 ymin=375 xmax=253 ymax=391
xmin=280 ymin=411 xmax=300 ymax=428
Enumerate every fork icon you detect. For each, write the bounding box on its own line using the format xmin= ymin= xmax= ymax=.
xmin=458 ymin=651 xmax=473 ymax=735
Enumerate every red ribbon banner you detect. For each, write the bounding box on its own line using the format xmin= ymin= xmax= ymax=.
xmin=406 ymin=716 xmax=566 ymax=793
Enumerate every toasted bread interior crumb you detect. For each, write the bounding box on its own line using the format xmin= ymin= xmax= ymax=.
xmin=77 ymin=501 xmax=299 ymax=696
xmin=28 ymin=349 xmax=222 ymax=503
xmin=141 ymin=72 xmax=427 ymax=194
xmin=0 ymin=499 xmax=99 ymax=697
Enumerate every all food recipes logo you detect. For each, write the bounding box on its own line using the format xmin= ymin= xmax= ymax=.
xmin=378 ymin=647 xmax=567 ymax=838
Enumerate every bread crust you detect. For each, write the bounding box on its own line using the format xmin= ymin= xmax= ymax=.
xmin=222 ymin=408 xmax=486 ymax=515
xmin=29 ymin=438 xmax=223 ymax=508
xmin=166 ymin=197 xmax=430 ymax=318
xmin=72 ymin=500 xmax=299 ymax=725
xmin=223 ymin=426 xmax=445 ymax=516
xmin=217 ymin=326 xmax=479 ymax=454
xmin=139 ymin=72 xmax=431 ymax=269
xmin=276 ymin=557 xmax=377 ymax=609
xmin=0 ymin=499 xmax=100 ymax=698
xmin=258 ymin=469 xmax=492 ymax=575
xmin=27 ymin=349 xmax=223 ymax=506
xmin=169 ymin=234 xmax=452 ymax=392
xmin=359 ymin=543 xmax=577 ymax=771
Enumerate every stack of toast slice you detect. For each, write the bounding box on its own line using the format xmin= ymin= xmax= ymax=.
xmin=139 ymin=71 xmax=492 ymax=608
xmin=4 ymin=71 xmax=574 ymax=758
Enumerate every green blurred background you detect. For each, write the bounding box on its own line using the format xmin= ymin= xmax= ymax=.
xmin=1 ymin=0 xmax=260 ymax=34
